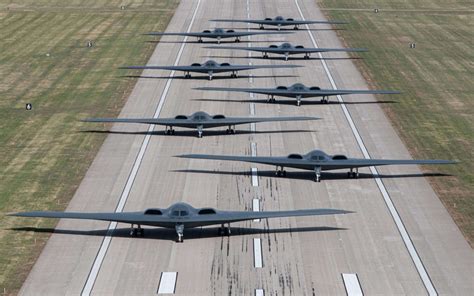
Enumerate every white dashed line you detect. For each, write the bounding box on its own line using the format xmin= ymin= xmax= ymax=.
xmin=252 ymin=198 xmax=261 ymax=222
xmin=157 ymin=272 xmax=178 ymax=294
xmin=253 ymin=238 xmax=263 ymax=268
xmin=342 ymin=273 xmax=363 ymax=296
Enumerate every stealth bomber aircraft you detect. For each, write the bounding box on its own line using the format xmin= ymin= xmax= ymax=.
xmin=211 ymin=15 xmax=347 ymax=30
xmin=206 ymin=42 xmax=367 ymax=60
xmin=83 ymin=111 xmax=319 ymax=138
xmin=120 ymin=60 xmax=301 ymax=80
xmin=9 ymin=202 xmax=352 ymax=242
xmin=178 ymin=149 xmax=455 ymax=182
xmin=195 ymin=83 xmax=400 ymax=106
xmin=145 ymin=28 xmax=292 ymax=44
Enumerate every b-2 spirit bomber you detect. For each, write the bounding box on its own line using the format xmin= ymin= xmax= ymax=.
xmin=121 ymin=60 xmax=301 ymax=80
xmin=9 ymin=202 xmax=352 ymax=242
xmin=206 ymin=42 xmax=367 ymax=60
xmin=211 ymin=15 xmax=347 ymax=30
xmin=145 ymin=28 xmax=292 ymax=44
xmin=178 ymin=149 xmax=456 ymax=182
xmin=195 ymin=83 xmax=400 ymax=106
xmin=83 ymin=111 xmax=319 ymax=138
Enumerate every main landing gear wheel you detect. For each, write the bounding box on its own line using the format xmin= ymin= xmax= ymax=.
xmin=347 ymin=169 xmax=359 ymax=178
xmin=130 ymin=224 xmax=144 ymax=237
xmin=218 ymin=224 xmax=231 ymax=236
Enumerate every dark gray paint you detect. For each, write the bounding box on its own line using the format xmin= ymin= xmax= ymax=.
xmin=120 ymin=59 xmax=301 ymax=80
xmin=178 ymin=149 xmax=456 ymax=182
xmin=195 ymin=83 xmax=400 ymax=106
xmin=83 ymin=111 xmax=319 ymax=137
xmin=9 ymin=202 xmax=351 ymax=242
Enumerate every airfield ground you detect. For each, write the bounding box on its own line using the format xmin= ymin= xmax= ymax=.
xmin=1 ymin=0 xmax=472 ymax=295
xmin=0 ymin=0 xmax=178 ymax=293
xmin=319 ymin=0 xmax=474 ymax=244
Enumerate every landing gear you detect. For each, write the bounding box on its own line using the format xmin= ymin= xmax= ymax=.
xmin=347 ymin=168 xmax=359 ymax=178
xmin=314 ymin=166 xmax=322 ymax=182
xmin=226 ymin=125 xmax=236 ymax=134
xmin=197 ymin=125 xmax=203 ymax=138
xmin=208 ymin=72 xmax=213 ymax=80
xmin=230 ymin=71 xmax=238 ymax=78
xmin=235 ymin=37 xmax=240 ymax=42
xmin=263 ymin=53 xmax=269 ymax=59
xmin=275 ymin=166 xmax=287 ymax=177
xmin=294 ymin=25 xmax=299 ymax=30
xmin=130 ymin=224 xmax=144 ymax=237
xmin=175 ymin=224 xmax=184 ymax=243
xmin=267 ymin=95 xmax=276 ymax=103
xmin=184 ymin=72 xmax=192 ymax=78
xmin=217 ymin=37 xmax=221 ymax=44
xmin=320 ymin=96 xmax=329 ymax=104
xmin=165 ymin=126 xmax=175 ymax=135
xmin=198 ymin=37 xmax=203 ymax=43
xmin=259 ymin=25 xmax=265 ymax=30
xmin=217 ymin=223 xmax=231 ymax=236
xmin=296 ymin=95 xmax=302 ymax=106
xmin=304 ymin=53 xmax=310 ymax=59
xmin=284 ymin=53 xmax=289 ymax=61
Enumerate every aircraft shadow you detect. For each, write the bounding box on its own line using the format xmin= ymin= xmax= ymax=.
xmin=145 ymin=40 xmax=287 ymax=45
xmin=79 ymin=129 xmax=315 ymax=138
xmin=119 ymin=74 xmax=298 ymax=80
xmin=10 ymin=225 xmax=345 ymax=242
xmin=171 ymin=169 xmax=451 ymax=182
xmin=193 ymin=98 xmax=397 ymax=106
xmin=223 ymin=27 xmax=347 ymax=32
xmin=203 ymin=55 xmax=363 ymax=61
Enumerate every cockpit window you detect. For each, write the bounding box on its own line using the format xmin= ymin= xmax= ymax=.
xmin=311 ymin=155 xmax=325 ymax=161
xmin=171 ymin=210 xmax=189 ymax=217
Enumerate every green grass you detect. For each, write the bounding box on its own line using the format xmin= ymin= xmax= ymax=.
xmin=0 ymin=0 xmax=178 ymax=293
xmin=318 ymin=0 xmax=473 ymax=244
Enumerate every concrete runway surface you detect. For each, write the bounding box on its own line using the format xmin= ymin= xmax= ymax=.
xmin=17 ymin=0 xmax=473 ymax=295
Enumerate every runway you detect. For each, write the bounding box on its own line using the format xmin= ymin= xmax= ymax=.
xmin=18 ymin=0 xmax=472 ymax=295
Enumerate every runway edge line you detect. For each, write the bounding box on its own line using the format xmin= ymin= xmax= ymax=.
xmin=80 ymin=0 xmax=202 ymax=295
xmin=293 ymin=0 xmax=437 ymax=295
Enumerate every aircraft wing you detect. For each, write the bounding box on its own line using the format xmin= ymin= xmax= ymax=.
xmin=307 ymin=89 xmax=401 ymax=96
xmin=205 ymin=46 xmax=272 ymax=53
xmin=177 ymin=154 xmax=307 ymax=167
xmin=293 ymin=47 xmax=367 ymax=53
xmin=229 ymin=31 xmax=292 ymax=37
xmin=8 ymin=211 xmax=155 ymax=225
xmin=82 ymin=118 xmax=181 ymax=126
xmin=194 ymin=86 xmax=290 ymax=96
xmin=210 ymin=19 xmax=265 ymax=24
xmin=119 ymin=65 xmax=198 ymax=72
xmin=330 ymin=159 xmax=456 ymax=168
xmin=219 ymin=64 xmax=301 ymax=71
xmin=212 ymin=116 xmax=319 ymax=125
xmin=291 ymin=20 xmax=348 ymax=25
xmin=145 ymin=32 xmax=207 ymax=37
xmin=210 ymin=208 xmax=353 ymax=223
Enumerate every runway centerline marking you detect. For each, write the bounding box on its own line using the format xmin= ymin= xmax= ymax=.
xmin=253 ymin=238 xmax=263 ymax=268
xmin=252 ymin=198 xmax=261 ymax=222
xmin=341 ymin=273 xmax=363 ymax=296
xmin=157 ymin=272 xmax=178 ymax=294
xmin=294 ymin=0 xmax=437 ymax=295
xmin=80 ymin=1 xmax=202 ymax=295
